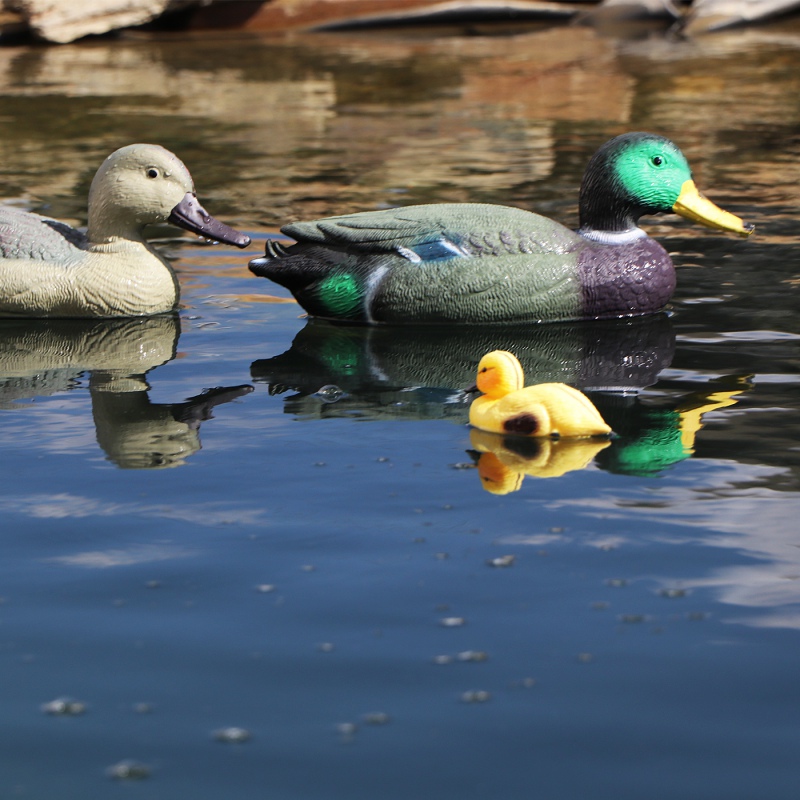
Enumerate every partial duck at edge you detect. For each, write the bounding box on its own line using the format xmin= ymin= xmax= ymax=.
xmin=0 ymin=144 xmax=250 ymax=318
xmin=250 ymin=132 xmax=752 ymax=324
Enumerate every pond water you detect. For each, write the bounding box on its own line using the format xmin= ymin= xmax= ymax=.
xmin=1 ymin=18 xmax=800 ymax=799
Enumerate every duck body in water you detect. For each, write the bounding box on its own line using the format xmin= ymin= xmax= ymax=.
xmin=250 ymin=132 xmax=752 ymax=324
xmin=0 ymin=144 xmax=250 ymax=318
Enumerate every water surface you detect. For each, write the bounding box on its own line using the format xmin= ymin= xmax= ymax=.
xmin=1 ymin=20 xmax=800 ymax=799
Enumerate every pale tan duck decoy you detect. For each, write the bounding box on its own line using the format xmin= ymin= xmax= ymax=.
xmin=0 ymin=144 xmax=250 ymax=318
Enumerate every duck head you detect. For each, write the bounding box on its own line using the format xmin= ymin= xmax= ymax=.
xmin=475 ymin=349 xmax=525 ymax=398
xmin=86 ymin=144 xmax=250 ymax=248
xmin=578 ymin=132 xmax=753 ymax=239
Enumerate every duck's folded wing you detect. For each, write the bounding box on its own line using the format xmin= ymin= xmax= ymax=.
xmin=0 ymin=206 xmax=87 ymax=261
xmin=282 ymin=203 xmax=578 ymax=259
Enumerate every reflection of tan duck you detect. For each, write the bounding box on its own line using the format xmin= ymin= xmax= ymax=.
xmin=0 ymin=316 xmax=252 ymax=468
xmin=470 ymin=428 xmax=611 ymax=493
xmin=0 ymin=144 xmax=250 ymax=318
xmin=469 ymin=350 xmax=612 ymax=438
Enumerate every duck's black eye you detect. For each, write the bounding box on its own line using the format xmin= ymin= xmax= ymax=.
xmin=651 ymin=156 xmax=663 ymax=167
xmin=146 ymin=168 xmax=160 ymax=179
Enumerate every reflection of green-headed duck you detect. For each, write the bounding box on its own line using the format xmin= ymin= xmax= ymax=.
xmin=250 ymin=133 xmax=752 ymax=324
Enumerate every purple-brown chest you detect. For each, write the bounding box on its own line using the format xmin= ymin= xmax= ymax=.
xmin=577 ymin=236 xmax=676 ymax=319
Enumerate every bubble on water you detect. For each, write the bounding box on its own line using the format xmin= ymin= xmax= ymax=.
xmin=439 ymin=617 xmax=465 ymax=628
xmin=433 ymin=654 xmax=453 ymax=665
xmin=145 ymin=580 xmax=161 ymax=589
xmin=300 ymin=564 xmax=316 ymax=572
xmin=487 ymin=555 xmax=515 ymax=568
xmin=457 ymin=650 xmax=488 ymax=663
xmin=41 ymin=697 xmax=86 ymax=716
xmin=461 ymin=690 xmax=491 ymax=703
xmin=317 ymin=642 xmax=335 ymax=653
xmin=133 ymin=702 xmax=154 ymax=714
xmin=451 ymin=462 xmax=477 ymax=470
xmin=591 ymin=601 xmax=610 ymax=611
xmin=315 ymin=384 xmax=346 ymax=403
xmin=606 ymin=578 xmax=627 ymax=588
xmin=659 ymin=588 xmax=688 ymax=599
xmin=213 ymin=727 xmax=252 ymax=743
xmin=106 ymin=760 xmax=151 ymax=780
xmin=436 ymin=552 xmax=449 ymax=560
xmin=256 ymin=584 xmax=276 ymax=593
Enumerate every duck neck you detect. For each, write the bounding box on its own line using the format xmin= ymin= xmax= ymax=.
xmin=87 ymin=204 xmax=147 ymax=246
xmin=577 ymin=146 xmax=644 ymax=237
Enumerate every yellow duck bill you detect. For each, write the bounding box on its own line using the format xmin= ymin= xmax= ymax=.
xmin=672 ymin=180 xmax=754 ymax=237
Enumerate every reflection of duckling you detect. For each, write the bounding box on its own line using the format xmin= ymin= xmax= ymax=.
xmin=469 ymin=428 xmax=611 ymax=493
xmin=469 ymin=350 xmax=612 ymax=437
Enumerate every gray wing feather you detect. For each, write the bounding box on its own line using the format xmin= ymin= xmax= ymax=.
xmin=282 ymin=203 xmax=578 ymax=257
xmin=0 ymin=206 xmax=87 ymax=262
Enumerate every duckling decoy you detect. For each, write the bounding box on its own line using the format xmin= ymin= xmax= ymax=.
xmin=0 ymin=144 xmax=250 ymax=318
xmin=249 ymin=132 xmax=752 ymax=324
xmin=469 ymin=350 xmax=612 ymax=438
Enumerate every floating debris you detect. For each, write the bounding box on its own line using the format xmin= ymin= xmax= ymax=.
xmin=619 ymin=614 xmax=648 ymax=624
xmin=456 ymin=650 xmax=489 ymax=663
xmin=41 ymin=697 xmax=86 ymax=716
xmin=451 ymin=462 xmax=477 ymax=470
xmin=439 ymin=617 xmax=466 ymax=628
xmin=336 ymin=722 xmax=358 ymax=739
xmin=659 ymin=588 xmax=688 ymax=599
xmin=213 ymin=727 xmax=252 ymax=744
xmin=255 ymin=584 xmax=276 ymax=594
xmin=433 ymin=654 xmax=453 ymax=665
xmin=461 ymin=690 xmax=491 ymax=704
xmin=362 ymin=712 xmax=391 ymax=726
xmin=486 ymin=555 xmax=516 ymax=568
xmin=606 ymin=578 xmax=628 ymax=588
xmin=106 ymin=760 xmax=151 ymax=780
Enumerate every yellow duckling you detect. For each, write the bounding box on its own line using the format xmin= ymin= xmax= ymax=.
xmin=469 ymin=350 xmax=612 ymax=438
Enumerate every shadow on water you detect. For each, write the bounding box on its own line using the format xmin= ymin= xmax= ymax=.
xmin=0 ymin=316 xmax=252 ymax=468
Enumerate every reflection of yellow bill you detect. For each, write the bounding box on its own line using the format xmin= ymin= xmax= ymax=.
xmin=470 ymin=429 xmax=611 ymax=494
xmin=673 ymin=180 xmax=754 ymax=237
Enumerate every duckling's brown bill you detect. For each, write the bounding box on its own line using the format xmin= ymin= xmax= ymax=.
xmin=168 ymin=193 xmax=251 ymax=248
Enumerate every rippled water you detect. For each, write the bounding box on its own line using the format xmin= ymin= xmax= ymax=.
xmin=1 ymin=20 xmax=800 ymax=799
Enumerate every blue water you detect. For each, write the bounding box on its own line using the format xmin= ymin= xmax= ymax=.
xmin=2 ymin=21 xmax=800 ymax=800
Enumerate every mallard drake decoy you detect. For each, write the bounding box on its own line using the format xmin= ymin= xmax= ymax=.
xmin=0 ymin=144 xmax=250 ymax=318
xmin=249 ymin=132 xmax=752 ymax=324
xmin=469 ymin=350 xmax=612 ymax=437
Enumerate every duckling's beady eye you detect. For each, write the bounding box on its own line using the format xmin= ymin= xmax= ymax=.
xmin=146 ymin=168 xmax=159 ymax=179
xmin=651 ymin=156 xmax=664 ymax=166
